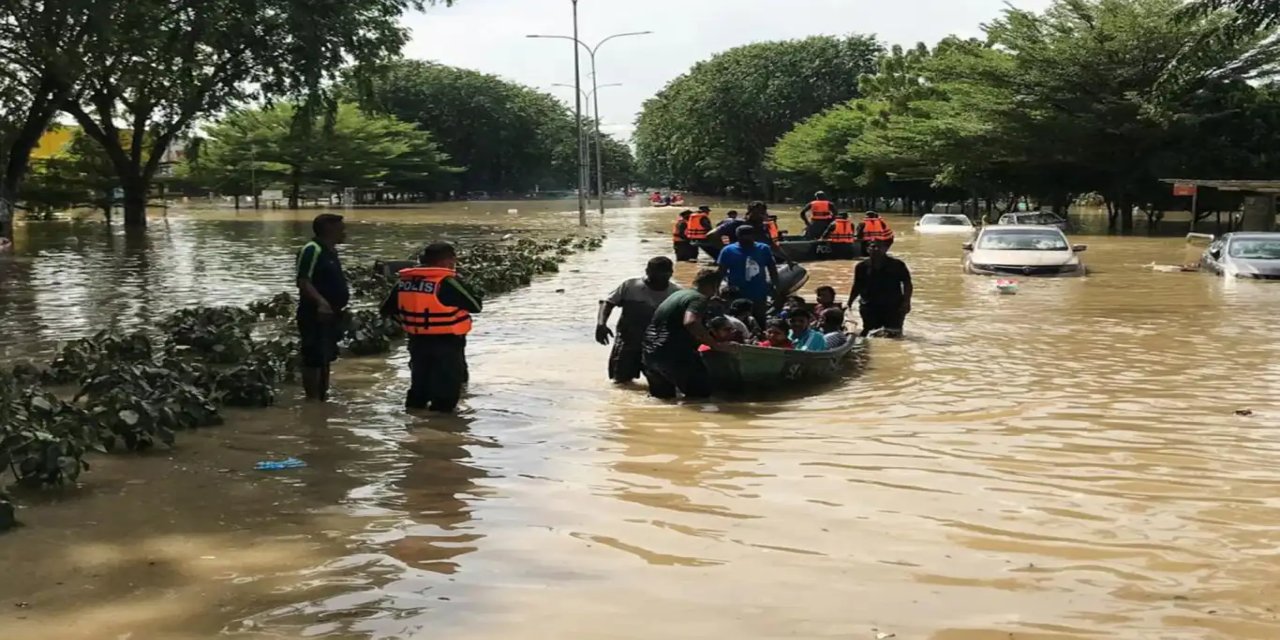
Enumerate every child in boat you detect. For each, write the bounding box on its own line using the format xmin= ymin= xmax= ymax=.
xmin=787 ymin=308 xmax=827 ymax=351
xmin=728 ymin=298 xmax=760 ymax=341
xmin=813 ymin=286 xmax=841 ymax=317
xmin=778 ymin=294 xmax=807 ymax=319
xmin=758 ymin=319 xmax=794 ymax=349
xmin=698 ymin=316 xmax=738 ymax=352
xmin=821 ymin=307 xmax=849 ymax=349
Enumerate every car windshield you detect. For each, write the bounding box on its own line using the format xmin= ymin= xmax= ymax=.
xmin=1228 ymin=238 xmax=1280 ymax=260
xmin=921 ymin=214 xmax=969 ymax=226
xmin=978 ymin=229 xmax=1069 ymax=251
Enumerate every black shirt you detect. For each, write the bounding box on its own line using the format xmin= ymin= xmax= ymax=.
xmin=296 ymin=239 xmax=349 ymax=317
xmin=642 ymin=289 xmax=709 ymax=360
xmin=852 ymin=257 xmax=912 ymax=306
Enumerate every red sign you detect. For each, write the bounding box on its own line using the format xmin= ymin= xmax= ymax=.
xmin=1173 ymin=183 xmax=1198 ymax=197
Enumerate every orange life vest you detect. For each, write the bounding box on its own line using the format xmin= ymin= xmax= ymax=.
xmin=764 ymin=219 xmax=780 ymax=241
xmin=861 ymin=217 xmax=894 ymax=242
xmin=828 ymin=218 xmax=855 ymax=243
xmin=672 ymin=219 xmax=686 ymax=243
xmin=686 ymin=212 xmax=709 ymax=240
xmin=809 ymin=200 xmax=834 ymax=222
xmin=394 ymin=267 xmax=472 ymax=337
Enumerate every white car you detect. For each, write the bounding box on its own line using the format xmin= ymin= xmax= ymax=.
xmin=963 ymin=225 xmax=1087 ymax=277
xmin=915 ymin=213 xmax=975 ymax=235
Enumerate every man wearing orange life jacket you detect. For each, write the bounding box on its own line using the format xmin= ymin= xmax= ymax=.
xmin=800 ymin=190 xmax=839 ymax=239
xmin=672 ymin=210 xmax=698 ymax=262
xmin=764 ymin=215 xmax=781 ymax=242
xmin=821 ymin=211 xmax=858 ymax=258
xmin=381 ymin=241 xmax=484 ymax=413
xmin=857 ymin=211 xmax=895 ymax=254
xmin=685 ymin=206 xmax=711 ymax=242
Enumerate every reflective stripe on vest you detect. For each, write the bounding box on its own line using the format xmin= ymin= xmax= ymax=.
xmin=829 ymin=219 xmax=855 ymax=243
xmin=809 ymin=200 xmax=833 ymax=221
xmin=686 ymin=213 xmax=709 ymax=240
xmin=764 ymin=220 xmax=780 ymax=240
xmin=862 ymin=217 xmax=894 ymax=241
xmin=395 ymin=267 xmax=473 ymax=336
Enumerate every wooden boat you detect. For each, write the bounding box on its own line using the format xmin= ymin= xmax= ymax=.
xmin=702 ymin=336 xmax=865 ymax=392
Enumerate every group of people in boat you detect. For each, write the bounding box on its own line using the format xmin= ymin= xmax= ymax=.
xmin=649 ymin=191 xmax=686 ymax=207
xmin=670 ymin=193 xmax=896 ymax=262
xmin=600 ymin=202 xmax=914 ymax=399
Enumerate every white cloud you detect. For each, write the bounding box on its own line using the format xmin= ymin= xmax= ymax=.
xmin=401 ymin=0 xmax=1053 ymax=141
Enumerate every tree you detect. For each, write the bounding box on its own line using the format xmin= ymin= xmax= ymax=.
xmin=0 ymin=0 xmax=115 ymax=241
xmin=61 ymin=0 xmax=451 ymax=228
xmin=190 ymin=103 xmax=456 ymax=207
xmin=633 ymin=35 xmax=882 ymax=195
xmin=355 ymin=60 xmax=582 ymax=195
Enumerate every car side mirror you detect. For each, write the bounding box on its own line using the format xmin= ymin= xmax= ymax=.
xmin=1072 ymin=244 xmax=1087 ymax=253
xmin=1209 ymin=249 xmax=1221 ymax=260
xmin=962 ymin=242 xmax=974 ymax=251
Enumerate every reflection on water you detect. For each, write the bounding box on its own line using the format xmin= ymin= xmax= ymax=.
xmin=2 ymin=202 xmax=1280 ymax=639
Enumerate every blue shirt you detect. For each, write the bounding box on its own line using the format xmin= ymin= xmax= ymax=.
xmin=716 ymin=242 xmax=776 ymax=300
xmin=791 ymin=329 xmax=828 ymax=351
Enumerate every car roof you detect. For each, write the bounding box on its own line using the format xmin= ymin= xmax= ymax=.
xmin=981 ymin=224 xmax=1066 ymax=232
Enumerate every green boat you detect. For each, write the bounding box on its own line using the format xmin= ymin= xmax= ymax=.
xmin=701 ymin=336 xmax=865 ymax=393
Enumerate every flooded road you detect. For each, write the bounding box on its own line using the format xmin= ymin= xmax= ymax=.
xmin=2 ymin=202 xmax=1280 ymax=639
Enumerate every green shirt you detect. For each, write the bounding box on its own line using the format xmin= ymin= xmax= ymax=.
xmin=642 ymin=288 xmax=709 ymax=359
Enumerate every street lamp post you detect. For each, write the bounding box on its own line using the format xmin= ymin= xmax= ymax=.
xmin=528 ymin=27 xmax=652 ymax=220
xmin=553 ymin=82 xmax=621 ymax=212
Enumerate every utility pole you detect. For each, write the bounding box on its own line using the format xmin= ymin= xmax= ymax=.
xmin=571 ymin=0 xmax=586 ymax=227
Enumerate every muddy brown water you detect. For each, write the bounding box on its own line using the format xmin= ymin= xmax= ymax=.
xmin=1 ymin=201 xmax=1279 ymax=639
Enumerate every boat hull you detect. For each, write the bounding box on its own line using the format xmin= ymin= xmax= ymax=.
xmin=701 ymin=336 xmax=863 ymax=392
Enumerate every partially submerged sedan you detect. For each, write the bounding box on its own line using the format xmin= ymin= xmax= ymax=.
xmin=915 ymin=213 xmax=975 ymax=235
xmin=963 ymin=225 xmax=1087 ymax=277
xmin=1201 ymin=232 xmax=1280 ymax=280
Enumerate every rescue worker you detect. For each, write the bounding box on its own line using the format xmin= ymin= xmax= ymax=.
xmin=857 ymin=210 xmax=895 ymax=254
xmin=800 ymin=190 xmax=838 ymax=239
xmin=381 ymin=242 xmax=484 ymax=413
xmin=295 ymin=213 xmax=350 ymax=402
xmin=845 ymin=240 xmax=912 ymax=338
xmin=596 ymin=257 xmax=680 ymax=383
xmin=672 ymin=210 xmax=697 ymax=262
xmin=685 ymin=205 xmax=713 ymax=258
xmin=763 ymin=215 xmax=782 ymax=243
xmin=821 ymin=211 xmax=857 ymax=259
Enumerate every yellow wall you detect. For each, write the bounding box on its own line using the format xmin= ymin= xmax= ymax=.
xmin=31 ymin=127 xmax=77 ymax=159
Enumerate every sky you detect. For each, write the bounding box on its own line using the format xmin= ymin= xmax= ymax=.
xmin=402 ymin=0 xmax=1054 ymax=141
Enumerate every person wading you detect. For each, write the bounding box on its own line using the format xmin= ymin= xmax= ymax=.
xmin=716 ymin=224 xmax=780 ymax=328
xmin=685 ymin=206 xmax=712 ymax=256
xmin=381 ymin=242 xmax=483 ymax=413
xmin=596 ymin=257 xmax=680 ymax=384
xmin=296 ymin=214 xmax=350 ymax=401
xmin=857 ymin=211 xmax=895 ymax=254
xmin=642 ymin=268 xmax=734 ymax=400
xmin=846 ymin=240 xmax=913 ymax=337
xmin=800 ymin=191 xmax=838 ymax=239
xmin=672 ymin=210 xmax=697 ymax=262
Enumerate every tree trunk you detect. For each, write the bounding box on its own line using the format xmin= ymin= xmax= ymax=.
xmin=1119 ymin=195 xmax=1134 ymax=232
xmin=121 ymin=176 xmax=148 ymax=227
xmin=288 ymin=166 xmax=301 ymax=209
xmin=0 ymin=183 xmax=15 ymax=242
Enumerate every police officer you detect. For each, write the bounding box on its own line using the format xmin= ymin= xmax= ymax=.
xmin=800 ymin=191 xmax=838 ymax=239
xmin=381 ymin=242 xmax=484 ymax=413
xmin=296 ymin=213 xmax=349 ymax=401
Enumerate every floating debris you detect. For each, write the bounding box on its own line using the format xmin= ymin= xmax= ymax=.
xmin=1235 ymin=409 xmax=1254 ymax=417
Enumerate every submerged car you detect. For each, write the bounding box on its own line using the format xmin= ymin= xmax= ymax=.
xmin=963 ymin=225 xmax=1087 ymax=276
xmin=915 ymin=213 xmax=975 ymax=235
xmin=1201 ymin=232 xmax=1280 ymax=280
xmin=997 ymin=211 xmax=1070 ymax=231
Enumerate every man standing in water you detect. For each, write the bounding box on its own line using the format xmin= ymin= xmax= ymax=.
xmin=642 ymin=268 xmax=733 ymax=400
xmin=846 ymin=240 xmax=913 ymax=337
xmin=596 ymin=257 xmax=680 ymax=384
xmin=716 ymin=224 xmax=780 ymax=327
xmin=800 ymin=191 xmax=838 ymax=239
xmin=296 ymin=214 xmax=350 ymax=401
xmin=382 ymin=242 xmax=483 ymax=413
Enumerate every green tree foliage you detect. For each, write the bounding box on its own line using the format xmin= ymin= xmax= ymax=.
xmin=633 ymin=35 xmax=882 ymax=195
xmin=19 ymin=130 xmax=120 ymax=219
xmin=767 ymin=0 xmax=1280 ymax=228
xmin=356 ymin=60 xmax=632 ymax=195
xmin=188 ymin=103 xmax=456 ymax=208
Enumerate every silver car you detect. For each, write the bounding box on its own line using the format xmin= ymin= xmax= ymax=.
xmin=963 ymin=225 xmax=1087 ymax=277
xmin=1201 ymin=232 xmax=1280 ymax=280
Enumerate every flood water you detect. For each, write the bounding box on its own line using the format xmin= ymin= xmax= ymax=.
xmin=2 ymin=201 xmax=1279 ymax=639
